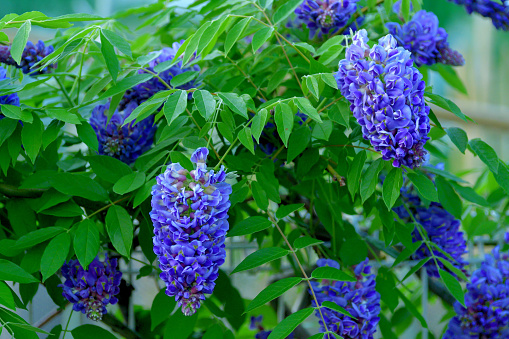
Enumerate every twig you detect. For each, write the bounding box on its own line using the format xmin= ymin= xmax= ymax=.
xmin=85 ymin=196 xmax=131 ymax=220
xmin=35 ymin=308 xmax=63 ymax=328
xmin=322 ymin=144 xmax=378 ymax=153
xmin=102 ymin=313 xmax=142 ymax=339
xmin=224 ymin=54 xmax=267 ymax=101
xmin=0 ymin=183 xmax=45 ymax=198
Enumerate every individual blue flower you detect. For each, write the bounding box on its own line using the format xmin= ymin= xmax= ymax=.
xmin=89 ymin=101 xmax=156 ymax=164
xmin=386 ymin=10 xmax=465 ymax=66
xmin=393 ymin=183 xmax=468 ymax=279
xmin=59 ymin=255 xmax=122 ymax=321
xmin=443 ymin=246 xmax=509 ymax=338
xmin=335 ymin=29 xmax=431 ymax=168
xmin=0 ymin=66 xmax=20 ymax=118
xmin=120 ymin=41 xmax=201 ymax=110
xmin=447 ymin=0 xmax=509 ymax=31
xmin=0 ymin=40 xmax=56 ymax=75
xmin=249 ymin=315 xmax=294 ymax=339
xmin=295 ymin=0 xmax=361 ymax=37
xmin=150 ymin=148 xmax=232 ymax=316
xmin=310 ymin=258 xmax=381 ymax=339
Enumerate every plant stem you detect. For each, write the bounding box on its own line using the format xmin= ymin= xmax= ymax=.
xmin=85 ymin=196 xmax=131 ymax=220
xmin=62 ymin=310 xmax=73 ymax=339
xmin=224 ymin=54 xmax=267 ymax=101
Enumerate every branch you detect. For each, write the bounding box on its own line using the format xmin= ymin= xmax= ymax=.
xmin=0 ymin=183 xmax=45 ymax=198
xmin=102 ymin=313 xmax=142 ymax=339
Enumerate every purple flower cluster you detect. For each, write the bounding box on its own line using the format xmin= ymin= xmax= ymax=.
xmin=335 ymin=29 xmax=430 ymax=168
xmin=386 ymin=10 xmax=465 ymax=66
xmin=0 ymin=40 xmax=56 ymax=75
xmin=447 ymin=0 xmax=509 ymax=31
xmin=59 ymin=255 xmax=122 ymax=321
xmin=393 ymin=186 xmax=468 ymax=278
xmin=150 ymin=148 xmax=232 ymax=316
xmin=0 ymin=66 xmax=20 ymax=117
xmin=310 ymin=258 xmax=381 ymax=339
xmin=443 ymin=245 xmax=509 ymax=338
xmin=295 ymin=0 xmax=361 ymax=37
xmin=120 ymin=41 xmax=201 ymax=110
xmin=89 ymin=101 xmax=156 ymax=164
xmin=250 ymin=315 xmax=294 ymax=339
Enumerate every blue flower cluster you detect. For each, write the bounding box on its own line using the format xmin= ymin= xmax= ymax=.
xmin=0 ymin=40 xmax=56 ymax=75
xmin=310 ymin=258 xmax=381 ymax=339
xmin=59 ymin=255 xmax=122 ymax=321
xmin=335 ymin=29 xmax=430 ymax=168
xmin=150 ymin=148 xmax=232 ymax=316
xmin=386 ymin=10 xmax=465 ymax=66
xmin=250 ymin=315 xmax=294 ymax=339
xmin=295 ymin=0 xmax=361 ymax=37
xmin=393 ymin=186 xmax=468 ymax=278
xmin=89 ymin=101 xmax=156 ymax=164
xmin=0 ymin=66 xmax=20 ymax=117
xmin=447 ymin=0 xmax=509 ymax=31
xmin=120 ymin=41 xmax=201 ymax=110
xmin=443 ymin=245 xmax=509 ymax=338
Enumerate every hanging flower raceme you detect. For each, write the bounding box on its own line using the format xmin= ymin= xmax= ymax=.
xmin=0 ymin=66 xmax=20 ymax=118
xmin=150 ymin=148 xmax=232 ymax=316
xmin=250 ymin=315 xmax=295 ymax=339
xmin=59 ymin=255 xmax=122 ymax=321
xmin=295 ymin=0 xmax=361 ymax=37
xmin=0 ymin=40 xmax=56 ymax=75
xmin=443 ymin=244 xmax=509 ymax=338
xmin=447 ymin=0 xmax=509 ymax=31
xmin=310 ymin=258 xmax=381 ymax=339
xmin=335 ymin=29 xmax=431 ymax=168
xmin=386 ymin=10 xmax=465 ymax=66
xmin=392 ymin=183 xmax=468 ymax=279
xmin=120 ymin=41 xmax=201 ymax=110
xmin=89 ymin=101 xmax=156 ymax=164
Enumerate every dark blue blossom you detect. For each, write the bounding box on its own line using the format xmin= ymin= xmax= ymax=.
xmin=310 ymin=258 xmax=381 ymax=339
xmin=0 ymin=40 xmax=56 ymax=75
xmin=59 ymin=255 xmax=122 ymax=321
xmin=447 ymin=0 xmax=509 ymax=31
xmin=150 ymin=148 xmax=232 ymax=316
xmin=250 ymin=315 xmax=294 ymax=339
xmin=0 ymin=66 xmax=20 ymax=118
xmin=443 ymin=246 xmax=509 ymax=338
xmin=89 ymin=101 xmax=156 ymax=164
xmin=295 ymin=0 xmax=361 ymax=37
xmin=120 ymin=41 xmax=201 ymax=110
xmin=386 ymin=10 xmax=465 ymax=66
xmin=393 ymin=185 xmax=468 ymax=279
xmin=335 ymin=29 xmax=430 ymax=168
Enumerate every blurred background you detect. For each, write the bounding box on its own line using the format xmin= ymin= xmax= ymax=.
xmin=1 ymin=0 xmax=508 ymax=338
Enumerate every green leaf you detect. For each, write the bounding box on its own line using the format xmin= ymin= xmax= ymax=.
xmin=252 ymin=181 xmax=269 ymax=210
xmin=251 ymin=108 xmax=268 ymax=143
xmin=238 ymin=126 xmax=255 ymax=155
xmin=435 ymin=177 xmax=462 ymax=218
xmin=15 ymin=227 xmax=66 ymax=250
xmin=0 ymin=282 xmax=17 ymax=310
xmin=275 ymin=103 xmax=293 ymax=147
xmin=224 ymin=17 xmax=251 ymax=55
xmin=193 ymin=90 xmax=216 ymax=120
xmin=322 ymin=301 xmax=357 ymax=319
xmin=272 ymin=0 xmax=302 ymax=24
xmin=0 ymin=105 xmax=32 ymax=123
xmin=451 ymin=183 xmax=489 ymax=207
xmin=101 ymin=29 xmax=132 ymax=58
xmin=276 ymin=203 xmax=304 ymax=219
xmin=494 ymin=160 xmax=509 ymax=196
xmin=401 ymin=257 xmax=432 ymax=283
xmin=407 ymin=172 xmax=439 ymax=202
xmin=294 ymin=97 xmax=322 ymax=123
xmin=312 ymin=120 xmax=333 ymax=141
xmin=252 ymin=26 xmax=274 ymax=52
xmin=311 ymin=266 xmax=356 ymax=282
xmin=397 ymin=290 xmax=428 ymax=328
xmin=151 ymin=289 xmax=176 ymax=331
xmin=21 ymin=114 xmax=43 ymax=163
xmin=382 ymin=167 xmax=403 ymax=209
xmin=469 ymin=138 xmax=499 ymax=174
xmin=245 ymin=277 xmax=302 ymax=313
xmin=87 ymin=155 xmax=132 ymax=184
xmin=106 ymin=206 xmax=133 ymax=258
xmin=436 ymin=256 xmax=468 ymax=281
xmin=164 ymin=310 xmax=198 ymax=339
xmin=376 ymin=267 xmax=399 ymax=312
xmin=401 ymin=0 xmax=410 ymax=21
xmin=76 ymin=121 xmax=99 ymax=152
xmin=74 ymin=219 xmax=100 ymax=269
xmin=170 ymin=71 xmax=198 ymax=88
xmin=113 ymin=172 xmax=146 ymax=195
xmin=0 ymin=259 xmax=38 ymax=283
xmin=46 ymin=108 xmax=81 ymax=124
xmin=169 ymin=151 xmax=193 ymax=172
xmin=100 ymin=73 xmax=153 ymax=99
xmin=446 ymin=127 xmax=468 ymax=154
xmin=425 ymin=92 xmax=468 ymax=122
xmin=42 ymin=120 xmax=64 ymax=149
xmin=306 ymin=76 xmax=320 ymax=100
xmin=267 ymin=307 xmax=313 ymax=339
xmin=228 ymin=216 xmax=272 ymax=237
xmin=41 ymin=233 xmax=70 ymax=282
xmin=231 ymin=247 xmax=289 ymax=274
xmin=321 ymin=73 xmax=338 ymax=89
xmin=72 ymin=324 xmax=117 ymax=339
xmin=287 ymin=125 xmax=311 ymax=163
xmin=100 ymin=30 xmax=120 ymax=82
xmin=293 ymin=236 xmax=323 ymax=250
xmin=439 ymin=269 xmax=465 ymax=307
xmin=432 ymin=64 xmax=467 ymax=95
xmin=347 ymin=151 xmax=366 ymax=199
xmin=316 ymin=35 xmax=345 ymax=56
xmin=11 ymin=20 xmax=31 ymax=65
xmin=218 ymin=92 xmax=248 ymax=119
xmin=53 ymin=173 xmax=108 ymax=201
xmin=329 ymin=101 xmax=351 ymax=129
xmin=360 ymin=158 xmax=384 ymax=203
xmin=164 ymin=90 xmax=188 ymax=125
xmin=0 ymin=118 xmax=19 ymax=148
xmin=267 ymin=69 xmax=288 ymax=93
